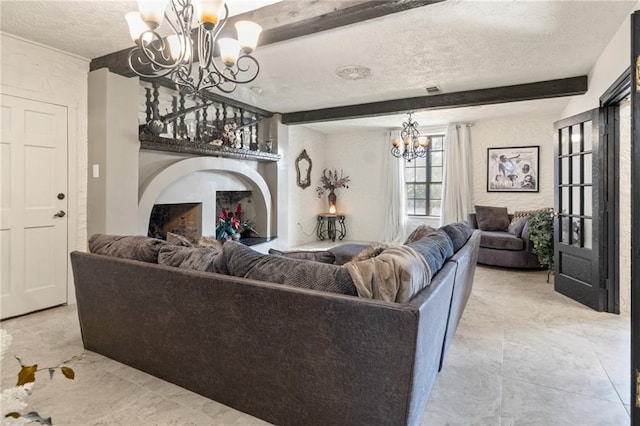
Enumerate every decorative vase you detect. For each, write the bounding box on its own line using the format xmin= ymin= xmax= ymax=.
xmin=232 ymin=233 xmax=241 ymax=241
xmin=328 ymin=189 xmax=337 ymax=214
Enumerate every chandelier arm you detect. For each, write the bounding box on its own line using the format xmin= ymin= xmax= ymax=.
xmin=128 ymin=48 xmax=176 ymax=79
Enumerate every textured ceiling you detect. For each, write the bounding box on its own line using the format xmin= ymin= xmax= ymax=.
xmin=0 ymin=0 xmax=636 ymax=131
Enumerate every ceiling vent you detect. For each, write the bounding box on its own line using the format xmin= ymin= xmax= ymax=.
xmin=336 ymin=65 xmax=372 ymax=80
xmin=425 ymin=86 xmax=441 ymax=95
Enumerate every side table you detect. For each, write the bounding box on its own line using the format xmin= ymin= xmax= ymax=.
xmin=317 ymin=214 xmax=346 ymax=242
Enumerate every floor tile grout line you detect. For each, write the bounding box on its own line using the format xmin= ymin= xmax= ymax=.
xmin=580 ymin=317 xmax=630 ymax=409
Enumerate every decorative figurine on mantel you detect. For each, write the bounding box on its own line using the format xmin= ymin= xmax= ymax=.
xmin=316 ymin=169 xmax=350 ymax=214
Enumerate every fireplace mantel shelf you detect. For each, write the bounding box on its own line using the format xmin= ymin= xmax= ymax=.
xmin=139 ymin=134 xmax=281 ymax=163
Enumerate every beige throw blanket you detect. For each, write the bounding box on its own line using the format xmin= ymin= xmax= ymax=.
xmin=344 ymin=245 xmax=432 ymax=303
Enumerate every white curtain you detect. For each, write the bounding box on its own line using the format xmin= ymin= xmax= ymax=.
xmin=440 ymin=123 xmax=474 ymax=226
xmin=381 ymin=131 xmax=407 ymax=243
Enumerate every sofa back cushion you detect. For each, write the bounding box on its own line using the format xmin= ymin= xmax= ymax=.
xmin=474 ymin=206 xmax=510 ymax=231
xmin=440 ymin=222 xmax=474 ymax=252
xmin=158 ymin=245 xmax=224 ymax=272
xmin=88 ymin=234 xmax=169 ymax=263
xmin=224 ymin=242 xmax=357 ymax=296
xmin=268 ymin=249 xmax=336 ymax=264
xmin=405 ymin=229 xmax=454 ymax=275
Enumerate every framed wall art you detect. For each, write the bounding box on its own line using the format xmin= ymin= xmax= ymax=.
xmin=487 ymin=146 xmax=539 ymax=192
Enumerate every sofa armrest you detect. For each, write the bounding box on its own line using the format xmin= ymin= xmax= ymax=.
xmin=467 ymin=213 xmax=479 ymax=229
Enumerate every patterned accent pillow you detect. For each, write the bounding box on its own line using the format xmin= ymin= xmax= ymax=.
xmin=474 ymin=206 xmax=510 ymax=231
xmin=268 ymin=249 xmax=336 ymax=264
xmin=166 ymin=232 xmax=193 ymax=247
xmin=508 ymin=209 xmax=547 ymax=237
xmin=88 ymin=234 xmax=169 ymax=263
xmin=158 ymin=245 xmax=223 ymax=272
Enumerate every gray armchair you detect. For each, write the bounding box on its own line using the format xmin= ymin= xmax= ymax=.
xmin=467 ymin=213 xmax=542 ymax=269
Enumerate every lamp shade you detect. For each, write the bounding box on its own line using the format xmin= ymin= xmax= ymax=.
xmin=136 ymin=0 xmax=168 ymax=30
xmin=235 ymin=21 xmax=262 ymax=53
xmin=125 ymin=11 xmax=151 ymax=44
xmin=217 ymin=38 xmax=240 ymax=67
xmin=195 ymin=0 xmax=225 ymax=30
xmin=167 ymin=35 xmax=191 ymax=61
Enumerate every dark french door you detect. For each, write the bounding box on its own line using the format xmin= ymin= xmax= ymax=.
xmin=630 ymin=9 xmax=639 ymax=424
xmin=553 ymin=109 xmax=613 ymax=312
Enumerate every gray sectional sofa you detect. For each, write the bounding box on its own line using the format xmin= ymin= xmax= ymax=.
xmin=70 ymin=225 xmax=480 ymax=426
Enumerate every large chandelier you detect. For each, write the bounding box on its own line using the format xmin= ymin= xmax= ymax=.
xmin=391 ymin=112 xmax=430 ymax=161
xmin=125 ymin=0 xmax=263 ymax=97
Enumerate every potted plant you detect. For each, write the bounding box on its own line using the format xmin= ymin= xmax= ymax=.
xmin=215 ymin=203 xmax=256 ymax=241
xmin=528 ymin=208 xmax=555 ymax=282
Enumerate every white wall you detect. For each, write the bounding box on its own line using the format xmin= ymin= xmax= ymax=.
xmin=619 ymin=100 xmax=631 ymax=314
xmin=286 ymin=126 xmax=327 ymax=246
xmin=471 ymin=116 xmax=556 ymax=212
xmin=1 ymin=33 xmax=89 ymax=304
xmin=562 ymin=2 xmax=638 ymax=118
xmin=325 ymin=131 xmax=388 ymax=242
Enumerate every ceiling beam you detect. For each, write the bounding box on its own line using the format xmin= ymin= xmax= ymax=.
xmin=280 ymin=76 xmax=589 ymax=125
xmin=90 ymin=0 xmax=443 ymax=76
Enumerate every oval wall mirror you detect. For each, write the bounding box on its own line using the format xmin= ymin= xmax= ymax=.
xmin=295 ymin=149 xmax=312 ymax=189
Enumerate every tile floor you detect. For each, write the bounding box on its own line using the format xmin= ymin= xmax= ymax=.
xmin=1 ymin=266 xmax=630 ymax=425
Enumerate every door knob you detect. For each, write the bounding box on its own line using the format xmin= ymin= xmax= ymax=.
xmin=53 ymin=210 xmax=66 ymax=218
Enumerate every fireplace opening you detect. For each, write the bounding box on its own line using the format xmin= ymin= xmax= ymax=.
xmin=148 ymin=202 xmax=203 ymax=242
xmin=216 ymin=191 xmax=255 ymax=226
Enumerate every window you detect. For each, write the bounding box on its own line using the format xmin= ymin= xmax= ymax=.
xmin=405 ymin=134 xmax=445 ymax=216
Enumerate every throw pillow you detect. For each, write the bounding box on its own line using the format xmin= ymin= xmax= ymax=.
xmin=474 ymin=206 xmax=510 ymax=232
xmin=158 ymin=245 xmax=223 ymax=272
xmin=223 ymin=242 xmax=357 ymax=296
xmin=166 ymin=232 xmax=193 ymax=247
xmin=440 ymin=222 xmax=474 ymax=252
xmin=352 ymin=243 xmax=390 ymax=262
xmin=405 ymin=229 xmax=454 ymax=276
xmin=403 ymin=225 xmax=436 ymax=244
xmin=268 ymin=249 xmax=336 ymax=264
xmin=507 ymin=209 xmax=547 ymax=237
xmin=88 ymin=234 xmax=169 ymax=263
xmin=507 ymin=217 xmax=529 ymax=237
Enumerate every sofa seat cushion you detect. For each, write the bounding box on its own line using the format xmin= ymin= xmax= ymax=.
xmin=158 ymin=245 xmax=224 ymax=272
xmin=479 ymin=231 xmax=524 ymax=251
xmin=223 ymin=241 xmax=357 ymax=296
xmin=88 ymin=234 xmax=169 ymax=263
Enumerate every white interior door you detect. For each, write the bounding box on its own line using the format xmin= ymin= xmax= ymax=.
xmin=1 ymin=94 xmax=68 ymax=319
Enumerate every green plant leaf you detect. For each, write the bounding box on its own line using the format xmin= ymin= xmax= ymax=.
xmin=61 ymin=366 xmax=75 ymax=380
xmin=16 ymin=364 xmax=37 ymax=386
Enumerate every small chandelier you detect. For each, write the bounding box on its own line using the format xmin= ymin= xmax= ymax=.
xmin=391 ymin=112 xmax=430 ymax=161
xmin=125 ymin=0 xmax=263 ymax=98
